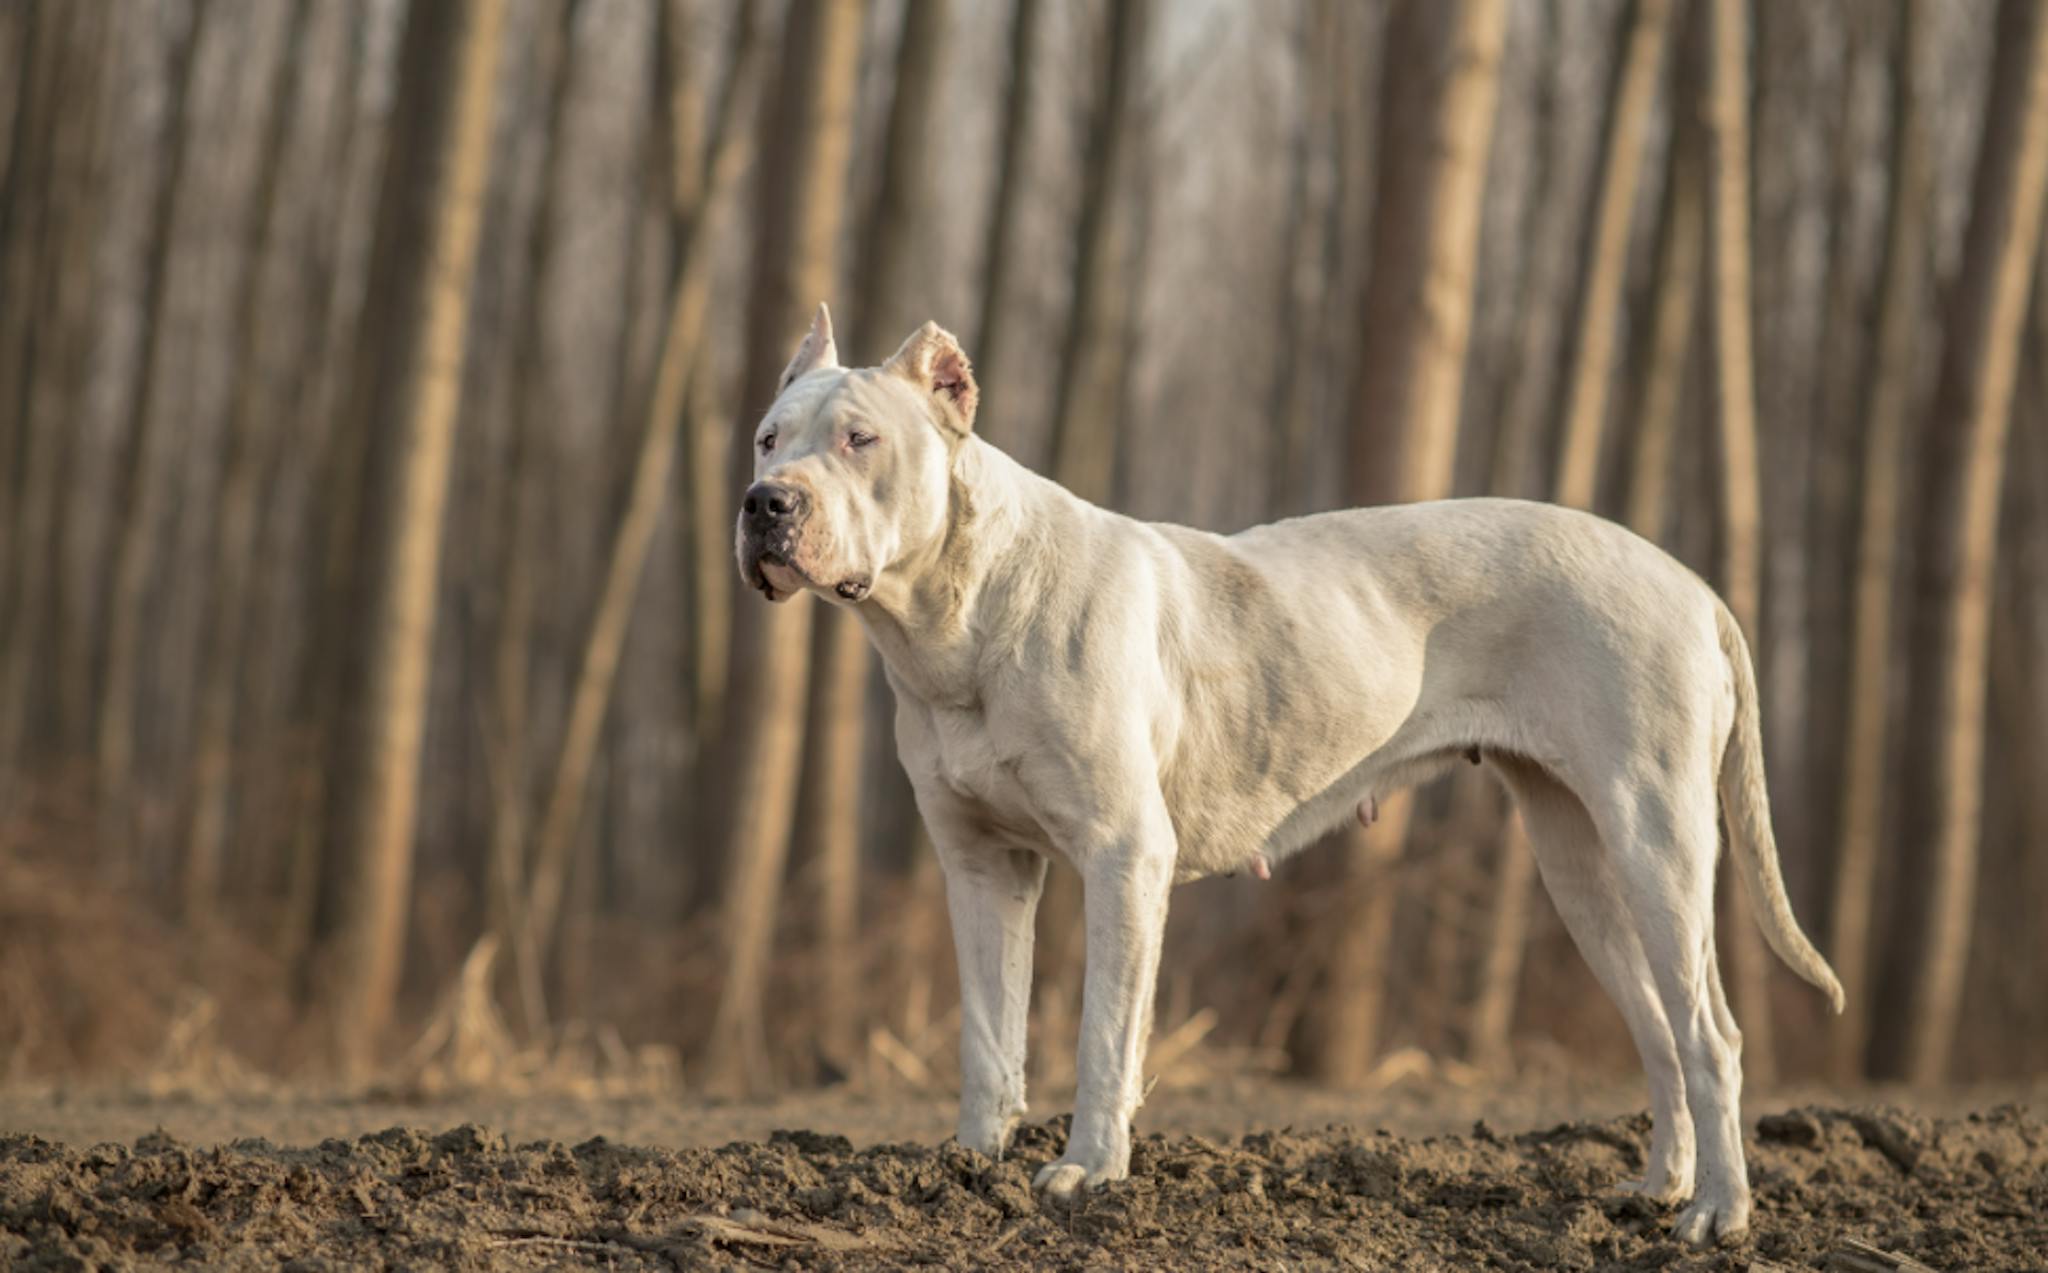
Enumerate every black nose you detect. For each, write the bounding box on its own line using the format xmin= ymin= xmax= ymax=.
xmin=742 ymin=481 xmax=806 ymax=528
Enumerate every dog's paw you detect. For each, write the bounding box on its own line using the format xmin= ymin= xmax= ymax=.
xmin=1032 ymin=1157 xmax=1124 ymax=1204
xmin=1670 ymin=1188 xmax=1749 ymax=1247
xmin=956 ymin=1112 xmax=1020 ymax=1160
xmin=1616 ymin=1168 xmax=1692 ymax=1205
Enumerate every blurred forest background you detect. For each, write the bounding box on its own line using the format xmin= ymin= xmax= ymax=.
xmin=2 ymin=0 xmax=2046 ymax=1100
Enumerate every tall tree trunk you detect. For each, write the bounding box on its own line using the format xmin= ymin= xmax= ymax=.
xmin=0 ymin=1 xmax=51 ymax=670
xmin=1466 ymin=810 xmax=1532 ymax=1074
xmin=1803 ymin=8 xmax=1886 ymax=925
xmin=1311 ymin=0 xmax=1505 ymax=1087
xmin=0 ymin=0 xmax=49 ymax=776
xmin=0 ymin=1 xmax=109 ymax=781
xmin=1346 ymin=0 xmax=1506 ymax=510
xmin=275 ymin=1 xmax=375 ymax=974
xmin=683 ymin=352 xmax=730 ymax=738
xmin=183 ymin=0 xmax=316 ymax=927
xmin=849 ymin=0 xmax=947 ymax=367
xmin=1045 ymin=0 xmax=1149 ymax=505
xmin=1311 ymin=2 xmax=1386 ymax=515
xmin=1478 ymin=1 xmax=1567 ymax=506
xmin=1625 ymin=41 xmax=1705 ymax=548
xmin=664 ymin=0 xmax=731 ymax=745
xmin=313 ymin=0 xmax=508 ymax=1078
xmin=1751 ymin=0 xmax=1828 ymax=990
xmin=1829 ymin=0 xmax=1931 ymax=1084
xmin=704 ymin=0 xmax=863 ymax=1094
xmin=1702 ymin=0 xmax=1778 ymax=1087
xmin=1880 ymin=0 xmax=2048 ymax=1084
xmin=483 ymin=0 xmax=583 ymax=1039
xmin=971 ymin=0 xmax=1041 ymax=412
xmin=786 ymin=0 xmax=951 ymax=1079
xmin=0 ymin=3 xmax=27 ymax=204
xmin=1553 ymin=0 xmax=1674 ymax=510
xmin=1266 ymin=0 xmax=1339 ymax=520
xmin=29 ymin=2 xmax=111 ymax=762
xmin=94 ymin=0 xmax=210 ymax=820
xmin=525 ymin=8 xmax=760 ymax=989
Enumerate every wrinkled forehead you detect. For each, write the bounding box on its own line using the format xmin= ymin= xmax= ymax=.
xmin=762 ymin=368 xmax=930 ymax=442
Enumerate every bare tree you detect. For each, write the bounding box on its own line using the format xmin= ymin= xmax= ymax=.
xmin=683 ymin=358 xmax=730 ymax=735
xmin=1267 ymin=0 xmax=1340 ymax=520
xmin=272 ymin=1 xmax=376 ymax=976
xmin=705 ymin=0 xmax=864 ymax=1093
xmin=95 ymin=0 xmax=211 ymax=816
xmin=184 ymin=0 xmax=317 ymax=927
xmin=971 ymin=0 xmax=1041 ymax=395
xmin=523 ymin=4 xmax=761 ymax=1000
xmin=312 ymin=0 xmax=509 ymax=1076
xmin=1802 ymin=7 xmax=1888 ymax=908
xmin=1347 ymin=0 xmax=1507 ymax=509
xmin=1554 ymin=0 xmax=1675 ymax=509
xmin=0 ymin=5 xmax=27 ymax=203
xmin=1829 ymin=0 xmax=1932 ymax=1083
xmin=0 ymin=5 xmax=48 ymax=671
xmin=1046 ymin=0 xmax=1150 ymax=504
xmin=1478 ymin=3 xmax=1568 ymax=507
xmin=1465 ymin=813 xmax=1534 ymax=1073
xmin=1702 ymin=0 xmax=1778 ymax=1086
xmin=666 ymin=0 xmax=732 ymax=746
xmin=1625 ymin=45 xmax=1704 ymax=546
xmin=0 ymin=1 xmax=111 ymax=779
xmin=1313 ymin=0 xmax=1506 ymax=1086
xmin=1883 ymin=0 xmax=2048 ymax=1084
xmin=478 ymin=0 xmax=583 ymax=1037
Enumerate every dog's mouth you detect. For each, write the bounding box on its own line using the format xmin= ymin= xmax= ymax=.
xmin=741 ymin=543 xmax=871 ymax=605
xmin=745 ymin=547 xmax=807 ymax=602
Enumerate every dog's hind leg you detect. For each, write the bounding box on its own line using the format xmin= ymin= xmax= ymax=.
xmin=1593 ymin=776 xmax=1751 ymax=1247
xmin=1491 ymin=755 xmax=1696 ymax=1203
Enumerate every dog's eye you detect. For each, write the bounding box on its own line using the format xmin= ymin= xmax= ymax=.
xmin=848 ymin=430 xmax=877 ymax=450
xmin=758 ymin=431 xmax=776 ymax=454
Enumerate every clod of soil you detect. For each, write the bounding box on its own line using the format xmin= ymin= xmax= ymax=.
xmin=2 ymin=1106 xmax=2041 ymax=1270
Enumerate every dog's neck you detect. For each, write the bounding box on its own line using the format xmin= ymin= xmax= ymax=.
xmin=855 ymin=436 xmax=1060 ymax=707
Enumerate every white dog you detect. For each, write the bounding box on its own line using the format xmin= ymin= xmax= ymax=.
xmin=735 ymin=306 xmax=1843 ymax=1247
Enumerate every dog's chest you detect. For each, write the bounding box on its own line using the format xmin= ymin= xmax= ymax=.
xmin=911 ymin=700 xmax=1047 ymax=846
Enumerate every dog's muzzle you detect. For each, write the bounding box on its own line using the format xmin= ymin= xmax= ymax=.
xmin=738 ymin=480 xmax=810 ymax=598
xmin=736 ymin=481 xmax=871 ymax=604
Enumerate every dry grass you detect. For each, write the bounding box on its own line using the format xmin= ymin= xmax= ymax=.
xmin=384 ymin=937 xmax=680 ymax=1100
xmin=0 ymin=823 xmax=1730 ymax=1099
xmin=0 ymin=857 xmax=1611 ymax=1108
xmin=0 ymin=847 xmax=296 ymax=1083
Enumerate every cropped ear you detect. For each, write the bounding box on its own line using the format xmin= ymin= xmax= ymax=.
xmin=777 ymin=302 xmax=839 ymax=392
xmin=883 ymin=321 xmax=978 ymax=437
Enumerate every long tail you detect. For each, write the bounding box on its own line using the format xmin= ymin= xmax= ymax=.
xmin=1714 ymin=602 xmax=1847 ymax=1012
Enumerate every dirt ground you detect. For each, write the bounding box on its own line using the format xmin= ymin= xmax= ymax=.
xmin=2 ymin=1081 xmax=2043 ymax=1269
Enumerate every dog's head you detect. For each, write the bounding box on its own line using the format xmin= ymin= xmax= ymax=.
xmin=737 ymin=304 xmax=978 ymax=604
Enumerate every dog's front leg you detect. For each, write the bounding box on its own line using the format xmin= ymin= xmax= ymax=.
xmin=1033 ymin=821 xmax=1175 ymax=1202
xmin=937 ymin=842 xmax=1047 ymax=1158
